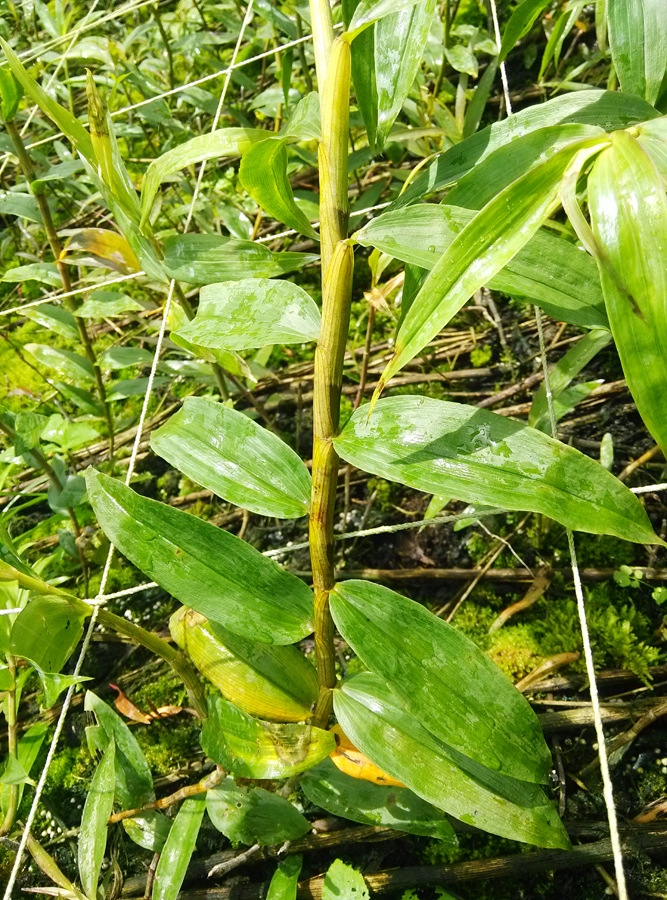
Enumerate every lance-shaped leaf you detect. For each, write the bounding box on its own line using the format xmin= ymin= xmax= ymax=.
xmin=26 ymin=304 xmax=79 ymax=341
xmin=608 ymin=0 xmax=667 ymax=105
xmin=334 ymin=396 xmax=661 ymax=544
xmin=499 ymin=0 xmax=552 ymax=62
xmin=163 ymin=234 xmax=318 ymax=283
xmin=529 ymin=329 xmax=611 ymax=433
xmin=175 ymin=278 xmax=321 ymax=351
xmin=239 ymin=139 xmax=319 ymax=241
xmin=153 ymin=796 xmax=206 ymax=900
xmin=0 ymin=722 xmax=47 ymax=821
xmin=354 ymin=204 xmax=608 ymax=330
xmin=78 ymin=739 xmax=115 ymax=900
xmin=267 ymin=855 xmax=303 ymax=900
xmin=25 ymin=344 xmax=94 ymax=384
xmin=447 ymin=124 xmax=606 ymax=211
xmin=394 ymin=90 xmax=657 ymax=208
xmin=85 ymin=469 xmax=314 ymax=643
xmin=140 ymin=127 xmax=267 ymax=228
xmin=201 ymin=694 xmax=335 ymax=779
xmin=206 ymin=778 xmax=310 ymax=845
xmin=331 ymin=581 xmax=550 ymax=783
xmin=279 ymin=92 xmax=321 ymax=141
xmin=0 ymin=66 xmax=22 ymax=122
xmin=345 ymin=0 xmax=422 ymax=39
xmin=151 ymin=398 xmax=311 ymax=518
xmin=301 ymin=759 xmax=457 ymax=841
xmin=85 ymin=691 xmax=154 ymax=808
xmin=334 ymin=673 xmax=570 ymax=848
xmin=123 ymin=811 xmax=171 ymax=852
xmin=63 ymin=228 xmax=141 ymax=273
xmin=374 ymin=139 xmax=610 ymax=399
xmin=588 ymin=131 xmax=667 ymax=454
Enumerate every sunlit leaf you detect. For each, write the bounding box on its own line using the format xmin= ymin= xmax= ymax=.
xmin=78 ymin=740 xmax=115 ymax=900
xmin=153 ymin=796 xmax=206 ymax=900
xmin=331 ymin=580 xmax=551 ymax=783
xmin=588 ymin=131 xmax=667 ymax=454
xmin=345 ymin=0 xmax=422 ymax=40
xmin=239 ymin=139 xmax=319 ymax=240
xmin=24 ymin=343 xmax=94 ymax=384
xmin=322 ymin=859 xmax=369 ymax=899
xmin=63 ymin=228 xmax=141 ymax=273
xmin=10 ymin=595 xmax=85 ymax=673
xmin=151 ymin=398 xmax=311 ymax=518
xmin=334 ymin=396 xmax=661 ymax=544
xmin=267 ymin=855 xmax=303 ymax=900
xmin=26 ymin=304 xmax=79 ymax=341
xmin=122 ymin=811 xmax=172 ymax=852
xmin=85 ymin=469 xmax=314 ymax=643
xmin=608 ymin=0 xmax=667 ymax=105
xmin=175 ymin=278 xmax=321 ymax=351
xmin=201 ymin=694 xmax=335 ymax=779
xmin=334 ymin=673 xmax=570 ymax=848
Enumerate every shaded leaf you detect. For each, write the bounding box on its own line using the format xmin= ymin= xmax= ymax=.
xmin=201 ymin=694 xmax=335 ymax=779
xmin=26 ymin=304 xmax=79 ymax=341
xmin=63 ymin=228 xmax=140 ymax=273
xmin=25 ymin=343 xmax=94 ymax=383
xmin=76 ymin=290 xmax=144 ymax=318
xmin=1 ymin=262 xmax=61 ymax=286
xmin=0 ymin=190 xmax=41 ymax=222
xmin=10 ymin=595 xmax=85 ymax=673
xmin=123 ymin=811 xmax=172 ymax=852
xmin=175 ymin=278 xmax=321 ymax=351
xmin=267 ymin=855 xmax=303 ymax=900
xmin=499 ymin=0 xmax=553 ymax=62
xmin=85 ymin=469 xmax=314 ymax=644
xmin=301 ymin=758 xmax=458 ymax=841
xmin=206 ymin=778 xmax=310 ymax=845
xmin=334 ymin=396 xmax=660 ymax=544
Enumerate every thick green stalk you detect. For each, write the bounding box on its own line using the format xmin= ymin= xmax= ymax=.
xmin=309 ymin=37 xmax=353 ymax=728
xmin=308 ymin=0 xmax=335 ymax=88
xmin=5 ymin=119 xmax=115 ymax=459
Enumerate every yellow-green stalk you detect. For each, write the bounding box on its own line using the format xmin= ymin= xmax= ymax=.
xmin=309 ymin=36 xmax=353 ymax=727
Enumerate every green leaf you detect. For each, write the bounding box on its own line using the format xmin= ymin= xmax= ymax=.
xmin=10 ymin=595 xmax=85 ymax=673
xmin=529 ymin=329 xmax=611 ymax=432
xmin=85 ymin=691 xmax=154 ymax=808
xmin=588 ymin=132 xmax=667 ymax=454
xmin=0 ymin=38 xmax=96 ymax=168
xmin=33 ymin=669 xmax=90 ymax=709
xmin=78 ymin=740 xmax=115 ymax=900
xmin=0 ymin=722 xmax=47 ymax=821
xmin=322 ymin=860 xmax=369 ymax=900
xmin=0 ymin=66 xmax=22 ymax=122
xmin=354 ymin=204 xmax=608 ymax=330
xmin=0 ymin=191 xmax=41 ymax=222
xmin=499 ymin=0 xmax=552 ymax=62
xmin=608 ymin=0 xmax=667 ymax=105
xmin=41 ymin=415 xmax=100 ymax=452
xmin=153 ymin=796 xmax=206 ymax=900
xmin=267 ymin=855 xmax=303 ymax=900
xmin=376 ymin=140 xmax=609 ymax=392
xmin=445 ymin=44 xmax=478 ymax=77
xmin=279 ymin=92 xmax=321 ymax=141
xmin=1 ymin=262 xmax=61 ymax=286
xmin=447 ymin=124 xmax=606 ymax=211
xmin=331 ymin=580 xmax=550 ymax=783
xmin=206 ymin=778 xmax=310 ymax=845
xmin=76 ymin=290 xmax=144 ymax=318
xmin=140 ymin=127 xmax=267 ymax=228
xmin=122 ymin=811 xmax=172 ymax=852
xmin=0 ymin=756 xmax=32 ymax=787
xmin=25 ymin=304 xmax=79 ymax=341
xmin=201 ymin=694 xmax=335 ymax=779
xmin=85 ymin=469 xmax=314 ymax=643
xmin=394 ymin=90 xmax=658 ymax=208
xmin=334 ymin=396 xmax=660 ymax=544
xmin=24 ymin=343 xmax=94 ymax=384
xmin=345 ymin=0 xmax=422 ymax=40
xmin=99 ymin=346 xmax=154 ymax=369
xmin=301 ymin=759 xmax=457 ymax=841
xmin=175 ymin=278 xmax=321 ymax=352
xmin=151 ymin=398 xmax=311 ymax=518
xmin=334 ymin=673 xmax=569 ymax=848
xmin=239 ymin=139 xmax=319 ymax=240
xmin=107 ymin=377 xmax=170 ymax=401
xmin=162 ymin=234 xmax=319 ymax=283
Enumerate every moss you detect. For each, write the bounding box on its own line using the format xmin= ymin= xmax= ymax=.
xmin=488 ymin=624 xmax=543 ymax=681
xmin=470 ymin=344 xmax=493 ymax=367
xmin=367 ymin=477 xmax=396 ymax=511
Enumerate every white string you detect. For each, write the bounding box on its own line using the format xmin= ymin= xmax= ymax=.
xmin=0 ymin=272 xmax=144 ymax=318
xmin=535 ymin=307 xmax=628 ymax=899
xmin=1 ymin=4 xmax=257 ymax=895
xmin=488 ymin=0 xmax=512 ymax=115
xmin=631 ymin=482 xmax=667 ymax=494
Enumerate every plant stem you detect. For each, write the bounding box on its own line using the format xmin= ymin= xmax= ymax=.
xmin=5 ymin=119 xmax=115 ymax=461
xmin=308 ymin=0 xmax=335 ymax=88
xmin=309 ymin=36 xmax=352 ymax=728
xmin=0 ymin=657 xmax=18 ymax=837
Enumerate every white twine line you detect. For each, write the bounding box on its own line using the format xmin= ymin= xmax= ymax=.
xmin=1 ymin=4 xmax=256 ymax=895
xmin=0 ymin=272 xmax=144 ymax=318
xmin=535 ymin=307 xmax=628 ymax=899
xmin=631 ymin=482 xmax=667 ymax=494
xmin=488 ymin=0 xmax=512 ymax=115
